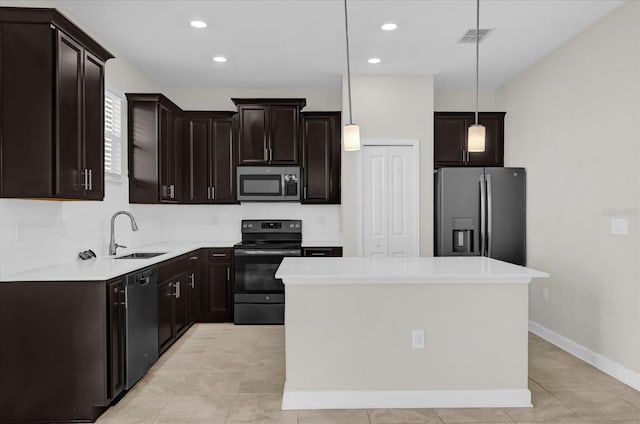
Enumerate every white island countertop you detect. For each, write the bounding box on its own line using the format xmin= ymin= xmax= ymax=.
xmin=0 ymin=241 xmax=236 ymax=282
xmin=276 ymin=256 xmax=549 ymax=284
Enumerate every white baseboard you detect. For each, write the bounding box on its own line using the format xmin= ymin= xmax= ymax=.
xmin=281 ymin=387 xmax=532 ymax=410
xmin=529 ymin=320 xmax=640 ymax=390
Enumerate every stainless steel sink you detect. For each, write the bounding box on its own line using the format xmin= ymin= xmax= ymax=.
xmin=115 ymin=252 xmax=166 ymax=260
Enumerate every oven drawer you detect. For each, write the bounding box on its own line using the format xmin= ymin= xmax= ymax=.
xmin=234 ymin=303 xmax=284 ymax=325
xmin=235 ymin=293 xmax=284 ymax=303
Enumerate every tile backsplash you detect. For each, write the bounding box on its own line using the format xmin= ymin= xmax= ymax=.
xmin=0 ymin=178 xmax=340 ymax=276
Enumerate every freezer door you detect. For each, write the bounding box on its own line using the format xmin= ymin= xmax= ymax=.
xmin=485 ymin=167 xmax=526 ymax=265
xmin=435 ymin=167 xmax=485 ymax=257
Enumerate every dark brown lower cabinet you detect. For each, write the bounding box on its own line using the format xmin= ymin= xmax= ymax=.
xmin=0 ymin=281 xmax=113 ymax=423
xmin=107 ymin=277 xmax=126 ymax=401
xmin=157 ymin=254 xmax=191 ymax=354
xmin=303 ymin=247 xmax=343 ymax=257
xmin=187 ymin=251 xmax=204 ymax=323
xmin=201 ymin=248 xmax=234 ymax=322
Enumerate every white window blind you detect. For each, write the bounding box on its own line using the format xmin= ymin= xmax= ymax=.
xmin=104 ymin=90 xmax=123 ymax=178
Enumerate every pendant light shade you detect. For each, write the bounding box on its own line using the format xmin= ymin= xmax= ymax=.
xmin=469 ymin=0 xmax=486 ymax=153
xmin=344 ymin=124 xmax=360 ymax=151
xmin=343 ymin=0 xmax=360 ymax=151
xmin=468 ymin=124 xmax=486 ymax=152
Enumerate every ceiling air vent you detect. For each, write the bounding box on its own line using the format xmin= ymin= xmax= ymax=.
xmin=458 ymin=28 xmax=492 ymax=43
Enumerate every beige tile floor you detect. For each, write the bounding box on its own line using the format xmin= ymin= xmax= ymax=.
xmin=96 ymin=324 xmax=640 ymax=424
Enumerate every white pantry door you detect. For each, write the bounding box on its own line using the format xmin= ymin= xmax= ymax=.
xmin=362 ymin=145 xmax=417 ymax=257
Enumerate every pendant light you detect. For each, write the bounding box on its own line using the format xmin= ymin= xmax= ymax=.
xmin=343 ymin=0 xmax=360 ymax=151
xmin=468 ymin=0 xmax=486 ymax=153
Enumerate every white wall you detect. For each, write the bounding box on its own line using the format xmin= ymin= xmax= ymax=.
xmin=434 ymin=90 xmax=497 ymax=111
xmin=163 ymin=88 xmax=341 ymax=112
xmin=341 ymin=75 xmax=434 ymax=257
xmin=496 ymin=1 xmax=640 ymax=373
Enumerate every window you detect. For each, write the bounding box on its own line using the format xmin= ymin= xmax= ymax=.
xmin=104 ymin=90 xmax=122 ymax=179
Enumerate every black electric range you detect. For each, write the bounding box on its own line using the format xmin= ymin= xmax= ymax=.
xmin=233 ymin=219 xmax=302 ymax=324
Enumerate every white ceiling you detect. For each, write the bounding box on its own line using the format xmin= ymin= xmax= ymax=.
xmin=57 ymin=0 xmax=625 ymax=91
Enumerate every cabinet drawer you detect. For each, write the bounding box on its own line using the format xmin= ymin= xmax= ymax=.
xmin=158 ymin=254 xmax=189 ymax=282
xmin=207 ymin=248 xmax=233 ymax=262
xmin=303 ymin=247 xmax=343 ymax=257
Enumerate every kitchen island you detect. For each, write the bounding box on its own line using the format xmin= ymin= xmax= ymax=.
xmin=276 ymin=256 xmax=548 ymax=410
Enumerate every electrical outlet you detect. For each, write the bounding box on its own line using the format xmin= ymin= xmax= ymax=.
xmin=542 ymin=287 xmax=549 ymax=302
xmin=412 ymin=330 xmax=425 ymax=349
xmin=611 ymin=218 xmax=629 ymax=235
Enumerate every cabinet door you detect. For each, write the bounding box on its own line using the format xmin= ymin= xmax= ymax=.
xmin=238 ymin=106 xmax=268 ymax=164
xmin=184 ymin=116 xmax=211 ymax=203
xmin=173 ymin=274 xmax=189 ymax=337
xmin=467 ymin=113 xmax=505 ymax=167
xmin=107 ymin=278 xmax=126 ymax=400
xmin=157 ymin=279 xmax=175 ymax=353
xmin=187 ymin=252 xmax=203 ymax=323
xmin=434 ymin=113 xmax=468 ymax=167
xmin=82 ymin=51 xmax=105 ymax=200
xmin=205 ymin=261 xmax=232 ymax=322
xmin=159 ymin=105 xmax=177 ymax=202
xmin=301 ymin=113 xmax=340 ymax=204
xmin=55 ymin=31 xmax=83 ymax=197
xmin=202 ymin=248 xmax=233 ymax=322
xmin=269 ymin=105 xmax=298 ymax=164
xmin=211 ymin=115 xmax=237 ymax=203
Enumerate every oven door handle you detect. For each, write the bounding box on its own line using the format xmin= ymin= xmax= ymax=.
xmin=235 ymin=249 xmax=301 ymax=256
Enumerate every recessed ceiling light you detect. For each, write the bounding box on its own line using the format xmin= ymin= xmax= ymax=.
xmin=190 ymin=20 xmax=207 ymax=29
xmin=368 ymin=58 xmax=381 ymax=64
xmin=212 ymin=56 xmax=227 ymax=63
xmin=381 ymin=23 xmax=397 ymax=31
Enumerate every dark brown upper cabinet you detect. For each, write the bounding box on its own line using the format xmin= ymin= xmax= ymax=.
xmin=0 ymin=8 xmax=113 ymax=200
xmin=434 ymin=112 xmax=505 ymax=168
xmin=300 ymin=112 xmax=341 ymax=204
xmin=232 ymin=98 xmax=306 ymax=165
xmin=183 ymin=112 xmax=238 ymax=204
xmin=127 ymin=94 xmax=183 ymax=204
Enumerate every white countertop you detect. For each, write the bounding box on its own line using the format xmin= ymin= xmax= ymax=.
xmin=0 ymin=241 xmax=235 ymax=282
xmin=276 ymin=256 xmax=549 ymax=284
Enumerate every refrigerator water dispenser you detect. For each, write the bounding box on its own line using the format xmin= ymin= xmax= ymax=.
xmin=452 ymin=229 xmax=473 ymax=253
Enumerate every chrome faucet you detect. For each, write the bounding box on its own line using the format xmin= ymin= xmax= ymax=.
xmin=109 ymin=211 xmax=139 ymax=256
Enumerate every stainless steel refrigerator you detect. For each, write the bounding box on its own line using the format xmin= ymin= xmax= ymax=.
xmin=435 ymin=167 xmax=526 ymax=265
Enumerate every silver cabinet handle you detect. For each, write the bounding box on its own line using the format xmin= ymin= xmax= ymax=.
xmin=226 ymin=267 xmax=230 ymax=281
xmin=486 ymin=173 xmax=493 ymax=257
xmin=466 ymin=151 xmax=470 ymax=163
xmin=189 ymin=273 xmax=195 ymax=289
xmin=82 ymin=169 xmax=88 ymax=190
xmin=207 ymin=187 xmax=210 ymax=200
xmin=211 ymin=253 xmax=226 ymax=257
xmin=462 ymin=150 xmax=465 ymax=163
xmin=169 ymin=184 xmax=175 ymax=199
xmin=479 ymin=173 xmax=486 ymax=256
xmin=310 ymin=252 xmax=326 ymax=256
xmin=174 ymin=281 xmax=181 ymax=298
xmin=269 ymin=148 xmax=273 ymax=162
xmin=88 ymin=169 xmax=92 ymax=191
xmin=123 ymin=287 xmax=128 ymax=309
xmin=211 ymin=186 xmax=215 ymax=200
xmin=189 ymin=256 xmax=199 ymax=260
xmin=264 ymin=147 xmax=268 ymax=161
xmin=304 ymin=187 xmax=307 ymax=199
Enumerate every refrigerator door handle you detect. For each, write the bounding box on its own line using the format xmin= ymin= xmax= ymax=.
xmin=479 ymin=174 xmax=486 ymax=256
xmin=486 ymin=173 xmax=493 ymax=257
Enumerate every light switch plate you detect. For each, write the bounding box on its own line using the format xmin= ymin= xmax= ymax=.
xmin=611 ymin=218 xmax=628 ymax=236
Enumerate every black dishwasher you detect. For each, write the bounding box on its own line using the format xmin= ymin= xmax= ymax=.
xmin=125 ymin=266 xmax=158 ymax=389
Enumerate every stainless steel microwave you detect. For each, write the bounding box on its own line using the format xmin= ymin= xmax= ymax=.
xmin=236 ymin=166 xmax=301 ymax=202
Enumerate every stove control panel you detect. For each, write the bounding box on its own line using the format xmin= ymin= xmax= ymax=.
xmin=241 ymin=220 xmax=302 ymax=233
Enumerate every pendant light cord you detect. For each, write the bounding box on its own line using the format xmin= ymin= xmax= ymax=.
xmin=344 ymin=0 xmax=354 ymax=125
xmin=475 ymin=0 xmax=480 ymax=125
